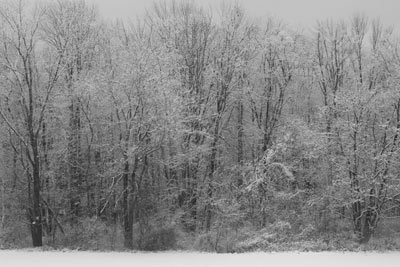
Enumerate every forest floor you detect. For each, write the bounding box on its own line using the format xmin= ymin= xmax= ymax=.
xmin=1 ymin=251 xmax=400 ymax=267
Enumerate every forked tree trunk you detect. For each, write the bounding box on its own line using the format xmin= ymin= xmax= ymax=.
xmin=353 ymin=191 xmax=379 ymax=244
xmin=123 ymin=154 xmax=138 ymax=249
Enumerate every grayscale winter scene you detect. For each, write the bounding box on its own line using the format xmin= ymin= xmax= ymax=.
xmin=1 ymin=0 xmax=400 ymax=266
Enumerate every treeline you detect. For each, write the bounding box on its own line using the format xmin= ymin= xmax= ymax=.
xmin=1 ymin=0 xmax=400 ymax=251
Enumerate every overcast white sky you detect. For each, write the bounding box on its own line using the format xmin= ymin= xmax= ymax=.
xmin=82 ymin=0 xmax=400 ymax=30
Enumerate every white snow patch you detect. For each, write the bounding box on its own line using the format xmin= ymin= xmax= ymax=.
xmin=0 ymin=251 xmax=399 ymax=267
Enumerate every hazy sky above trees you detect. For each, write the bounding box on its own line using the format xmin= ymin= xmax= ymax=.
xmin=82 ymin=0 xmax=399 ymax=30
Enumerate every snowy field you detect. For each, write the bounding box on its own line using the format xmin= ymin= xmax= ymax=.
xmin=1 ymin=251 xmax=400 ymax=267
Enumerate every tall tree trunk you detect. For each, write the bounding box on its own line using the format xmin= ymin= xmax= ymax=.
xmin=206 ymin=143 xmax=217 ymax=231
xmin=182 ymin=134 xmax=200 ymax=232
xmin=122 ymin=156 xmax=133 ymax=249
xmin=237 ymin=99 xmax=244 ymax=187
xmin=69 ymin=98 xmax=82 ymax=218
xmin=123 ymin=152 xmax=138 ymax=249
xmin=185 ymin=160 xmax=198 ymax=232
xmin=0 ymin=146 xmax=5 ymax=230
xmin=27 ymin=77 xmax=42 ymax=246
xmin=206 ymin=117 xmax=221 ymax=231
xmin=31 ymin=139 xmax=43 ymax=247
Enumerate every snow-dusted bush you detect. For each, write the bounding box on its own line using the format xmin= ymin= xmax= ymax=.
xmin=140 ymin=227 xmax=177 ymax=251
xmin=54 ymin=217 xmax=117 ymax=250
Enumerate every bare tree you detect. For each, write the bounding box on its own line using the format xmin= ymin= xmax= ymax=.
xmin=42 ymin=0 xmax=99 ymax=219
xmin=0 ymin=0 xmax=63 ymax=246
xmin=248 ymin=18 xmax=295 ymax=157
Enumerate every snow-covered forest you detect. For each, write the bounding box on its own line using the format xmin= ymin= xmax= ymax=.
xmin=1 ymin=0 xmax=400 ymax=251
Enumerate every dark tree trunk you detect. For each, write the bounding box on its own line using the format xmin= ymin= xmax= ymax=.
xmin=237 ymin=99 xmax=244 ymax=187
xmin=123 ymin=158 xmax=133 ymax=249
xmin=123 ymin=154 xmax=138 ymax=249
xmin=354 ymin=189 xmax=378 ymax=244
xmin=31 ymin=140 xmax=43 ymax=247
xmin=206 ymin=123 xmax=220 ymax=231
xmin=68 ymin=98 xmax=82 ymax=218
xmin=205 ymin=145 xmax=216 ymax=231
xmin=360 ymin=212 xmax=373 ymax=243
xmin=184 ymin=161 xmax=198 ymax=232
xmin=27 ymin=84 xmax=42 ymax=246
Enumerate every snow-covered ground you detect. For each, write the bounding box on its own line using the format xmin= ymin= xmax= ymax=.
xmin=1 ymin=251 xmax=399 ymax=267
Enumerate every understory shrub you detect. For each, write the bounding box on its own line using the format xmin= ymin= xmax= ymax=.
xmin=0 ymin=225 xmax=31 ymax=249
xmin=140 ymin=227 xmax=177 ymax=251
xmin=0 ymin=220 xmax=31 ymax=249
xmin=52 ymin=217 xmax=122 ymax=250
